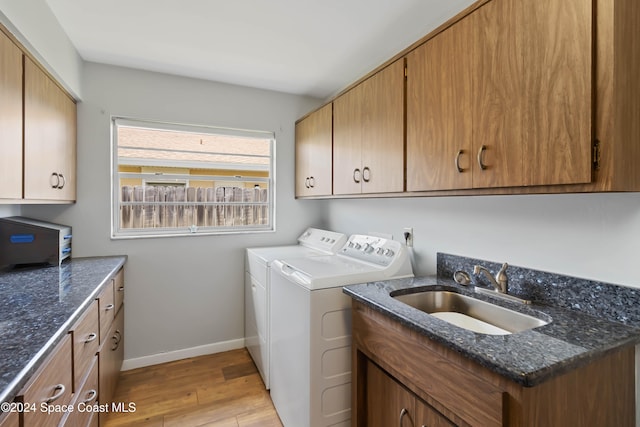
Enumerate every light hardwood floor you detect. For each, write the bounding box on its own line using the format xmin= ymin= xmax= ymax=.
xmin=104 ymin=348 xmax=283 ymax=427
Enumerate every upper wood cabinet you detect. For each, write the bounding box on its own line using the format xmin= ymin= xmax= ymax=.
xmin=333 ymin=59 xmax=404 ymax=195
xmin=24 ymin=56 xmax=77 ymax=202
xmin=408 ymin=0 xmax=592 ymax=192
xmin=297 ymin=0 xmax=639 ymax=197
xmin=295 ymin=104 xmax=333 ymax=197
xmin=407 ymin=13 xmax=474 ymax=191
xmin=0 ymin=30 xmax=23 ymax=200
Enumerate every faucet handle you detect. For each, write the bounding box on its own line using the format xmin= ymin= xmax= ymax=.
xmin=496 ymin=263 xmax=509 ymax=292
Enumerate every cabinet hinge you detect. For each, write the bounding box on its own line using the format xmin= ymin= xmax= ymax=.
xmin=593 ymin=139 xmax=601 ymax=171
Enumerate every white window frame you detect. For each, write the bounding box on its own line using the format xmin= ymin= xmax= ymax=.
xmin=111 ymin=117 xmax=276 ymax=239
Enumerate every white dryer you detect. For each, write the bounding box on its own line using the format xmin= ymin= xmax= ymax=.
xmin=270 ymin=234 xmax=414 ymax=427
xmin=245 ymin=228 xmax=346 ymax=389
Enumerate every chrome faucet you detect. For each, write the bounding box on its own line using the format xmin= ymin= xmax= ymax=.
xmin=473 ymin=263 xmax=509 ymax=294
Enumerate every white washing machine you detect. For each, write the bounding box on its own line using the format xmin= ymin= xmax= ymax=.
xmin=270 ymin=234 xmax=414 ymax=427
xmin=245 ymin=228 xmax=347 ymax=389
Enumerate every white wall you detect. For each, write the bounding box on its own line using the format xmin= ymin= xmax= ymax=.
xmin=324 ymin=192 xmax=640 ymax=288
xmin=23 ymin=62 xmax=326 ymax=363
xmin=0 ymin=0 xmax=83 ymax=98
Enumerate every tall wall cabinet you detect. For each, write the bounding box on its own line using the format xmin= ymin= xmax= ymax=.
xmin=295 ymin=0 xmax=640 ymax=198
xmin=0 ymin=26 xmax=77 ymax=204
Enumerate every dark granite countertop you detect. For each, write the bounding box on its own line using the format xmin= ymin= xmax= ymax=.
xmin=0 ymin=256 xmax=127 ymax=405
xmin=344 ymin=275 xmax=640 ymax=387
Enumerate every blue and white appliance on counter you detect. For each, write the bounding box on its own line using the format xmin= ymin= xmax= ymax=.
xmin=0 ymin=216 xmax=72 ymax=269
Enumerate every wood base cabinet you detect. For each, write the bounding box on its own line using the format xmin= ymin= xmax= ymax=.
xmin=366 ymin=359 xmax=454 ymax=427
xmin=351 ymin=301 xmax=635 ymax=427
xmin=98 ymin=268 xmax=125 ymax=426
xmin=0 ymin=412 xmax=18 ymax=427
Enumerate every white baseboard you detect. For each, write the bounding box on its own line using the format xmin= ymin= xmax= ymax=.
xmin=121 ymin=338 xmax=246 ymax=371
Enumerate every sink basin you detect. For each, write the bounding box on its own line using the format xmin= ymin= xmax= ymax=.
xmin=392 ymin=290 xmax=549 ymax=335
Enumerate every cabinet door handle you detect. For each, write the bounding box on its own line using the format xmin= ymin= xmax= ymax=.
xmin=82 ymin=389 xmax=97 ymax=404
xmin=45 ymin=384 xmax=66 ymax=403
xmin=477 ymin=145 xmax=488 ymax=170
xmin=105 ymin=303 xmax=115 ymax=311
xmin=305 ymin=177 xmax=310 ymax=188
xmin=118 ymin=286 xmax=125 ymax=292
xmin=353 ymin=168 xmax=361 ymax=184
xmin=112 ymin=330 xmax=122 ymax=351
xmin=50 ymin=172 xmax=60 ymax=189
xmin=399 ymin=407 xmax=410 ymax=427
xmin=455 ymin=149 xmax=466 ymax=173
xmin=309 ymin=177 xmax=315 ymax=188
xmin=84 ymin=332 xmax=98 ymax=344
xmin=57 ymin=173 xmax=65 ymax=189
xmin=362 ymin=167 xmax=371 ymax=183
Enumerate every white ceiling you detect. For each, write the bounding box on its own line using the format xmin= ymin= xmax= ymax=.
xmin=45 ymin=0 xmax=475 ymax=99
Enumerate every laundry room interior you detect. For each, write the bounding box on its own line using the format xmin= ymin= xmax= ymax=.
xmin=1 ymin=0 xmax=640 ymax=426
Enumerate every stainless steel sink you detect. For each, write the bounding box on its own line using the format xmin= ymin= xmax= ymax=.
xmin=391 ymin=290 xmax=549 ymax=335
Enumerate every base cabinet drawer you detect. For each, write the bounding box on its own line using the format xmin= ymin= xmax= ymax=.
xmin=18 ymin=334 xmax=73 ymax=427
xmin=97 ymin=280 xmax=116 ymax=345
xmin=61 ymin=357 xmax=98 ymax=427
xmin=70 ymin=301 xmax=99 ymax=392
xmin=114 ymin=268 xmax=124 ymax=313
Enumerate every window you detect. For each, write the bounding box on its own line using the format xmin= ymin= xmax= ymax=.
xmin=111 ymin=118 xmax=274 ymax=238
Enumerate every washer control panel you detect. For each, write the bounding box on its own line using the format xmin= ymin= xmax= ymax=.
xmin=297 ymin=228 xmax=347 ymax=253
xmin=339 ymin=235 xmax=405 ymax=266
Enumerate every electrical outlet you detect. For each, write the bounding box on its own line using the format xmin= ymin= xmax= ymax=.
xmin=403 ymin=227 xmax=413 ymax=247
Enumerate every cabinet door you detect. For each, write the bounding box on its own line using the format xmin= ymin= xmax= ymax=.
xmin=334 ymin=59 xmax=404 ymax=195
xmin=0 ymin=30 xmax=23 ymax=200
xmin=472 ymin=0 xmax=525 ymax=189
xmin=473 ymin=0 xmax=592 ymax=189
xmin=365 ymin=360 xmax=416 ymax=427
xmin=520 ymin=0 xmax=592 ymax=186
xmin=98 ymin=307 xmax=124 ymax=426
xmin=295 ymin=104 xmax=333 ymax=197
xmin=0 ymin=411 xmax=18 ymax=427
xmin=415 ymin=398 xmax=456 ymax=427
xmin=24 ymin=57 xmax=76 ymax=201
xmin=361 ymin=59 xmax=405 ymax=194
xmin=333 ymin=82 xmax=364 ymax=195
xmin=407 ymin=16 xmax=473 ymax=191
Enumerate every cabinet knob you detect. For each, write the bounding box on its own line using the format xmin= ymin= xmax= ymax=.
xmin=362 ymin=167 xmax=371 ymax=183
xmin=353 ymin=168 xmax=361 ymax=184
xmin=399 ymin=407 xmax=410 ymax=427
xmin=455 ymin=149 xmax=466 ymax=173
xmin=82 ymin=389 xmax=97 ymax=404
xmin=50 ymin=172 xmax=60 ymax=189
xmin=477 ymin=145 xmax=488 ymax=170
xmin=45 ymin=384 xmax=66 ymax=403
xmin=84 ymin=332 xmax=98 ymax=344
